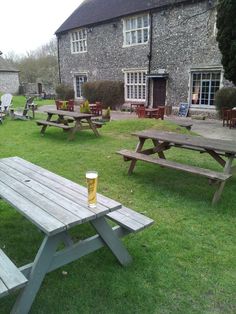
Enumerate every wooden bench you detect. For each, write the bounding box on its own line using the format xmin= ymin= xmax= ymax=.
xmin=0 ymin=249 xmax=28 ymax=298
xmin=36 ymin=120 xmax=73 ymax=130
xmin=92 ymin=121 xmax=104 ymax=128
xmin=106 ymin=206 xmax=154 ymax=233
xmin=117 ymin=149 xmax=232 ymax=204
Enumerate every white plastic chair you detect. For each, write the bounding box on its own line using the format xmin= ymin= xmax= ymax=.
xmin=1 ymin=93 xmax=13 ymax=112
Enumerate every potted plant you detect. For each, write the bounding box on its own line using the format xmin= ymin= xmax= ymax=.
xmin=80 ymin=100 xmax=91 ymax=113
xmin=102 ymin=106 xmax=111 ymax=121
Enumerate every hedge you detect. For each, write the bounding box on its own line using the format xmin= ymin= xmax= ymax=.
xmin=82 ymin=80 xmax=124 ymax=109
xmin=215 ymin=87 xmax=236 ymax=116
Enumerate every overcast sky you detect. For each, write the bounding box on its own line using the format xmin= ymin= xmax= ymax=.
xmin=0 ymin=0 xmax=84 ymax=56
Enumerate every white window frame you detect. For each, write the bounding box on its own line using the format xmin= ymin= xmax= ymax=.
xmin=123 ymin=14 xmax=149 ymax=47
xmin=70 ymin=29 xmax=87 ymax=54
xmin=74 ymin=73 xmax=88 ymax=99
xmin=189 ymin=68 xmax=223 ymax=108
xmin=123 ymin=69 xmax=147 ymax=102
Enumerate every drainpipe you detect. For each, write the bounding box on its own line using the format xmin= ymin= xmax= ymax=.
xmin=57 ymin=36 xmax=61 ymax=84
xmin=147 ymin=11 xmax=153 ymax=107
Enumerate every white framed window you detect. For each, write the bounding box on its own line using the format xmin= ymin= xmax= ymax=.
xmin=124 ymin=70 xmax=147 ymax=101
xmin=123 ymin=14 xmax=149 ymax=47
xmin=75 ymin=75 xmax=87 ymax=98
xmin=190 ymin=71 xmax=221 ymax=106
xmin=71 ymin=29 xmax=87 ymax=53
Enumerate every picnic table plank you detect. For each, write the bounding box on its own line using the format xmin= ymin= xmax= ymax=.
xmin=0 ymin=159 xmax=110 ymax=219
xmin=0 ymin=250 xmax=27 ymax=294
xmin=0 ymin=161 xmax=93 ymax=223
xmin=118 ymin=149 xmax=231 ymax=181
xmin=132 ymin=130 xmax=236 ymax=155
xmin=0 ymin=180 xmax=66 ymax=235
xmin=0 ymin=166 xmax=83 ymax=227
xmin=10 ymin=156 xmax=121 ymax=210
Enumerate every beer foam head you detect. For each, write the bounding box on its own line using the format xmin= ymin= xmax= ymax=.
xmin=86 ymin=171 xmax=98 ymax=179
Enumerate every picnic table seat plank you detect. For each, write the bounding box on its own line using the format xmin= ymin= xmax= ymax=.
xmin=36 ymin=120 xmax=73 ymax=130
xmin=107 ymin=206 xmax=154 ymax=232
xmin=0 ymin=249 xmax=28 ymax=297
xmin=9 ymin=156 xmax=121 ymax=210
xmin=117 ymin=149 xmax=231 ymax=181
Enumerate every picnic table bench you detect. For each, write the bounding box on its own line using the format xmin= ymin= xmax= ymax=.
xmin=36 ymin=109 xmax=100 ymax=140
xmin=117 ymin=130 xmax=236 ymax=205
xmin=0 ymin=156 xmax=153 ymax=313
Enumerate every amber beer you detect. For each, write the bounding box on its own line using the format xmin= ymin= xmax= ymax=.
xmin=86 ymin=171 xmax=98 ymax=208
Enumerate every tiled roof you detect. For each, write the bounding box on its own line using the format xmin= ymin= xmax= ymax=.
xmin=55 ymin=0 xmax=192 ymax=34
xmin=0 ymin=57 xmax=19 ymax=72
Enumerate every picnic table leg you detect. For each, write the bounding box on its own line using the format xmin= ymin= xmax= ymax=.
xmin=212 ymin=156 xmax=234 ymax=205
xmin=152 ymin=139 xmax=166 ymax=159
xmin=86 ymin=118 xmax=100 ymax=136
xmin=11 ymin=233 xmax=63 ymax=314
xmin=128 ymin=138 xmax=145 ymax=175
xmin=68 ymin=119 xmax=83 ymax=140
xmin=40 ymin=113 xmax=53 ymax=134
xmin=91 ymin=217 xmax=132 ymax=266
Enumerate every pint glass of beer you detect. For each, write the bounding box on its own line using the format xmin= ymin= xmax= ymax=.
xmin=86 ymin=171 xmax=98 ymax=208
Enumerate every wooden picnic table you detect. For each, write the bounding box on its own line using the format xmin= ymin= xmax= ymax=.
xmin=0 ymin=157 xmax=153 ymax=313
xmin=36 ymin=109 xmax=100 ymax=140
xmin=118 ymin=130 xmax=236 ymax=204
xmin=144 ymin=108 xmax=160 ymax=118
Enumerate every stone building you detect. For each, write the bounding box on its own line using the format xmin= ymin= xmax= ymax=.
xmin=0 ymin=56 xmax=19 ymax=94
xmin=55 ymin=0 xmax=225 ymax=115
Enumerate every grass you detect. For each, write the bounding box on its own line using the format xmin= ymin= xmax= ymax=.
xmin=0 ymin=103 xmax=236 ymax=313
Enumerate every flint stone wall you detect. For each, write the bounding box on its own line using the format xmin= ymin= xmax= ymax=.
xmin=58 ymin=0 xmax=224 ymax=108
xmin=0 ymin=72 xmax=19 ymax=94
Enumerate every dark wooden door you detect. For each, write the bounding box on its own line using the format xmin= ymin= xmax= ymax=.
xmin=152 ymin=79 xmax=166 ymax=108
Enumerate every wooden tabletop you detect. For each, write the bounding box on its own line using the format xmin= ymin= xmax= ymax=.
xmin=44 ymin=109 xmax=93 ymax=118
xmin=145 ymin=108 xmax=159 ymax=112
xmin=0 ymin=157 xmax=121 ymax=235
xmin=132 ymin=130 xmax=236 ymax=154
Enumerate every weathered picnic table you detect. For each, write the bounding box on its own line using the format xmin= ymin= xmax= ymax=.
xmin=0 ymin=157 xmax=153 ymax=313
xmin=118 ymin=130 xmax=236 ymax=205
xmin=36 ymin=109 xmax=100 ymax=140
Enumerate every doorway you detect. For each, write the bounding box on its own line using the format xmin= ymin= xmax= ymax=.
xmin=152 ymin=78 xmax=166 ymax=108
xmin=37 ymin=83 xmax=43 ymax=94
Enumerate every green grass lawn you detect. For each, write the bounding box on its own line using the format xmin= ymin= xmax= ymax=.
xmin=0 ymin=109 xmax=236 ymax=313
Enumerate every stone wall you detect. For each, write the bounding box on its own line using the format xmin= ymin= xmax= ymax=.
xmin=0 ymin=72 xmax=19 ymax=94
xmin=58 ymin=0 xmax=224 ymax=110
xmin=151 ymin=0 xmax=221 ymax=107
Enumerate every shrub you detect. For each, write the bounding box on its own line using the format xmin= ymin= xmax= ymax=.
xmin=55 ymin=84 xmax=74 ymax=100
xmin=82 ymin=80 xmax=124 ymax=109
xmin=80 ymin=100 xmax=91 ymax=113
xmin=215 ymin=87 xmax=236 ymax=116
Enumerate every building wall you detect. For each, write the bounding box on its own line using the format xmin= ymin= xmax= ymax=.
xmin=0 ymin=72 xmax=19 ymax=94
xmin=150 ymin=0 xmax=222 ymax=106
xmin=58 ymin=20 xmax=149 ymax=84
xmin=58 ymin=0 xmax=222 ymax=106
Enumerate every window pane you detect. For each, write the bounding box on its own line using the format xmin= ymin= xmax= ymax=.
xmin=143 ymin=29 xmax=148 ymax=42
xmin=125 ymin=19 xmax=131 ymax=31
xmin=137 ymin=17 xmax=142 ymax=28
xmin=131 ymin=31 xmax=137 ymax=44
xmin=125 ymin=32 xmax=131 ymax=45
xmin=143 ymin=15 xmax=148 ymax=27
xmin=131 ymin=18 xmax=136 ymax=29
xmin=137 ymin=30 xmax=142 ymax=43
